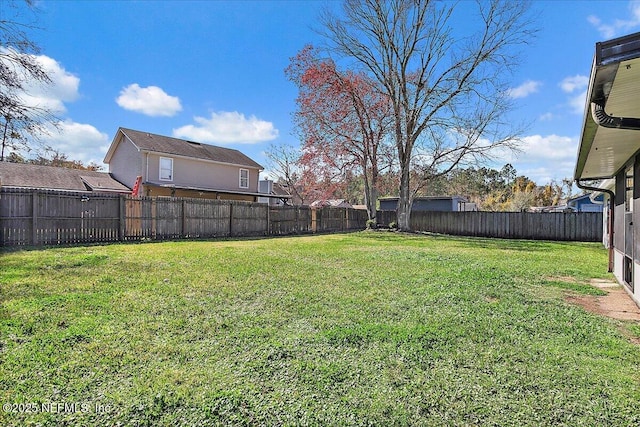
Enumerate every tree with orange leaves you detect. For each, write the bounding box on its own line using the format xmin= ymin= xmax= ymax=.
xmin=286 ymin=45 xmax=393 ymax=221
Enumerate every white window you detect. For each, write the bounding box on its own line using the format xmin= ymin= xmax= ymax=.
xmin=239 ymin=168 xmax=249 ymax=189
xmin=160 ymin=157 xmax=173 ymax=181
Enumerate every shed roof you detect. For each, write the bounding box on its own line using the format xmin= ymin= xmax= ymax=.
xmin=105 ymin=127 xmax=263 ymax=170
xmin=0 ymin=162 xmax=130 ymax=193
xmin=379 ymin=196 xmax=468 ymax=202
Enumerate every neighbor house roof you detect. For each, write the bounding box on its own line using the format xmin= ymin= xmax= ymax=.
xmin=271 ymin=182 xmax=291 ymax=198
xmin=575 ymin=31 xmax=640 ymax=181
xmin=568 ymin=192 xmax=604 ymax=205
xmin=0 ymin=162 xmax=131 ymax=193
xmin=104 ymin=127 xmax=263 ymax=170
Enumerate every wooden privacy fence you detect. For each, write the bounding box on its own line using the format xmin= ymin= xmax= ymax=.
xmin=376 ymin=210 xmax=603 ymax=242
xmin=0 ymin=188 xmax=369 ymax=247
xmin=0 ymin=188 xmax=603 ymax=246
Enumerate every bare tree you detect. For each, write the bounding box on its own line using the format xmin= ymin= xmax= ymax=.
xmin=265 ymin=142 xmax=313 ymax=206
xmin=0 ymin=0 xmax=58 ymax=161
xmin=320 ymin=0 xmax=535 ymax=229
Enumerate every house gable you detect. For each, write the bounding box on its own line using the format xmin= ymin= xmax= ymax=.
xmin=106 ymin=132 xmax=142 ymax=190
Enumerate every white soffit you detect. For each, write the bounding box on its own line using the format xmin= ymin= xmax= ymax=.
xmin=581 ymin=57 xmax=640 ymax=180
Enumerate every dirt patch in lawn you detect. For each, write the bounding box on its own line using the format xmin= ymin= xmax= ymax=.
xmin=563 ymin=278 xmax=640 ymax=321
xmin=562 ymin=278 xmax=640 ymax=345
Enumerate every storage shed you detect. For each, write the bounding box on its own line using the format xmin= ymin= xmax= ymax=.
xmin=379 ymin=196 xmax=476 ymax=212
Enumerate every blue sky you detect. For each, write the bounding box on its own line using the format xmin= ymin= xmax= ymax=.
xmin=9 ymin=0 xmax=640 ymax=186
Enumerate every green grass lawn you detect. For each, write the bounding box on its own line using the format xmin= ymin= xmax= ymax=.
xmin=1 ymin=232 xmax=639 ymax=426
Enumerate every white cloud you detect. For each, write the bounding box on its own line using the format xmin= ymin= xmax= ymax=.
xmin=568 ymin=90 xmax=588 ymax=115
xmin=559 ymin=75 xmax=589 ymax=93
xmin=504 ymin=134 xmax=579 ymax=183
xmin=557 ymin=75 xmax=588 ymax=115
xmin=0 ymin=49 xmax=80 ymax=114
xmin=41 ymin=121 xmax=110 ymax=167
xmin=172 ymin=111 xmax=279 ymax=144
xmin=520 ymin=134 xmax=577 ymax=162
xmin=539 ymin=112 xmax=555 ymax=121
xmin=588 ymin=0 xmax=640 ymax=38
xmin=0 ymin=51 xmax=108 ymax=166
xmin=116 ymin=84 xmax=182 ymax=117
xmin=506 ymin=80 xmax=541 ymax=99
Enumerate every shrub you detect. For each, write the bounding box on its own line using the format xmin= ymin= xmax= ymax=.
xmin=388 ymin=221 xmax=397 ymax=229
xmin=366 ymin=219 xmax=377 ymax=229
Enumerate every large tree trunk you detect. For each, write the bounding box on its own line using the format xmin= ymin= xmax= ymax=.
xmin=362 ymin=159 xmax=379 ymax=223
xmin=1 ymin=119 xmax=8 ymax=162
xmin=364 ymin=184 xmax=378 ymax=222
xmin=397 ymin=165 xmax=412 ymax=230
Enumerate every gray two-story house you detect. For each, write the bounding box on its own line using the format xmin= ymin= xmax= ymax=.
xmin=104 ymin=128 xmax=264 ymax=201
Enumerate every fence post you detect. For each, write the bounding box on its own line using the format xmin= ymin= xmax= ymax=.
xmin=0 ymin=187 xmax=3 ymax=246
xmin=343 ymin=208 xmax=347 ymax=231
xmin=266 ymin=203 xmax=271 ymax=236
xmin=181 ymin=199 xmax=187 ymax=238
xmin=229 ymin=202 xmax=234 ymax=237
xmin=119 ymin=196 xmax=125 ymax=241
xmin=31 ymin=190 xmax=38 ymax=246
xmin=151 ymin=198 xmax=157 ymax=239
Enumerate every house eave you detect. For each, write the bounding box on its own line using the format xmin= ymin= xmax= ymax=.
xmin=575 ymin=31 xmax=640 ymax=182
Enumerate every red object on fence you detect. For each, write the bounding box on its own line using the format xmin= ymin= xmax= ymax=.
xmin=131 ymin=176 xmax=142 ymax=197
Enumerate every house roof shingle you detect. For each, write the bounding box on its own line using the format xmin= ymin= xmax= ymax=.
xmin=0 ymin=162 xmax=130 ymax=193
xmin=112 ymin=128 xmax=263 ymax=169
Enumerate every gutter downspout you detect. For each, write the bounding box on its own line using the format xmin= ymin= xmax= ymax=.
xmin=576 ymin=179 xmax=614 ymax=272
xmin=591 ymin=101 xmax=640 ymax=130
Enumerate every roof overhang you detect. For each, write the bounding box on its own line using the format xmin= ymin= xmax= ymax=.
xmin=575 ymin=31 xmax=640 ymax=182
xmin=143 ymin=181 xmax=289 ymax=199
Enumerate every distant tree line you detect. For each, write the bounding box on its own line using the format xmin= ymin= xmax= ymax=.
xmin=3 ymin=149 xmax=102 ymax=171
xmin=266 ymin=153 xmax=574 ymax=212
